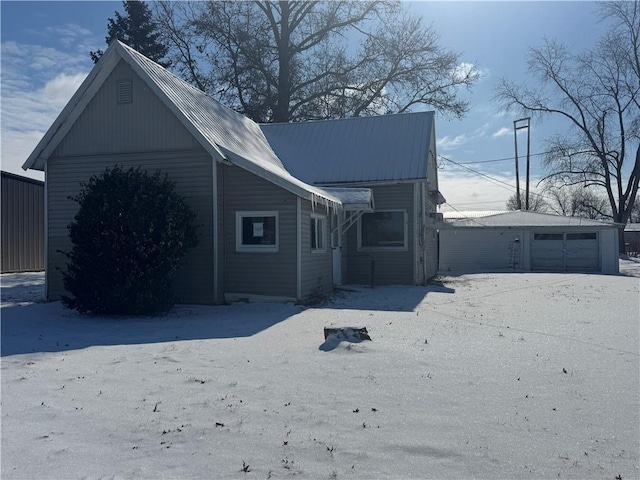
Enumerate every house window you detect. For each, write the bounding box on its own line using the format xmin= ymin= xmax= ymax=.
xmin=236 ymin=211 xmax=278 ymax=252
xmin=534 ymin=233 xmax=563 ymax=241
xmin=358 ymin=210 xmax=407 ymax=250
xmin=310 ymin=214 xmax=326 ymax=252
xmin=567 ymin=232 xmax=597 ymax=241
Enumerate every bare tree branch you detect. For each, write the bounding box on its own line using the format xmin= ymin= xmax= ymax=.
xmin=495 ymin=1 xmax=640 ymax=251
xmin=155 ymin=1 xmax=480 ymax=122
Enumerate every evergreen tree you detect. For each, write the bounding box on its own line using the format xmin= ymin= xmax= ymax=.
xmin=90 ymin=1 xmax=169 ymax=66
xmin=60 ymin=166 xmax=198 ymax=315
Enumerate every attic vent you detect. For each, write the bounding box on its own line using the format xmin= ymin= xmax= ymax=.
xmin=117 ymin=80 xmax=133 ymax=104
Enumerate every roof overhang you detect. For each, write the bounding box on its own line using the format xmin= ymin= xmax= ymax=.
xmin=321 ymin=187 xmax=374 ymax=212
xmin=23 ymin=46 xmax=123 ymax=171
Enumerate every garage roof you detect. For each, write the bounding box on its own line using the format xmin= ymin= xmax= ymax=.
xmin=448 ymin=211 xmax=619 ymax=228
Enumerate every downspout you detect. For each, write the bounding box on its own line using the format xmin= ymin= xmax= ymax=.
xmin=222 ymin=164 xmax=228 ymax=304
xmin=296 ymin=197 xmax=302 ymax=302
xmin=44 ymin=161 xmax=49 ymax=301
xmin=422 ymin=182 xmax=428 ymax=284
xmin=212 ymin=157 xmax=218 ymax=303
xmin=413 ymin=182 xmax=419 ymax=285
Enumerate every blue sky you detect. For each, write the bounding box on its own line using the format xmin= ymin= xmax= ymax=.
xmin=1 ymin=1 xmax=612 ymax=211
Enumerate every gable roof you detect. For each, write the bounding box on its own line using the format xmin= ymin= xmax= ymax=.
xmin=447 ymin=211 xmax=619 ymax=228
xmin=260 ymin=111 xmax=435 ymax=185
xmin=23 ymin=41 xmax=367 ymax=210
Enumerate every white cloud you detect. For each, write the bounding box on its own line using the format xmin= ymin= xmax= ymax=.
xmin=41 ymin=72 xmax=87 ymax=109
xmin=1 ymin=41 xmax=91 ymax=176
xmin=492 ymin=124 xmax=533 ymax=139
xmin=47 ymin=24 xmax=94 ymax=48
xmin=24 ymin=23 xmax=95 ymax=49
xmin=451 ymin=62 xmax=490 ymax=83
xmin=437 ymin=167 xmax=544 ymax=212
xmin=492 ymin=127 xmax=511 ymax=138
xmin=1 ymin=130 xmax=46 ymax=181
xmin=437 ymin=133 xmax=468 ymax=150
xmin=438 ymin=169 xmax=515 ymax=211
xmin=436 ymin=123 xmax=488 ymax=151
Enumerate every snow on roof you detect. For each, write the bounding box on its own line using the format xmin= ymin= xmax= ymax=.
xmin=321 ymin=187 xmax=374 ymax=212
xmin=625 ymin=223 xmax=640 ymax=232
xmin=23 ymin=41 xmax=364 ymax=210
xmin=447 ymin=211 xmax=618 ymax=228
xmin=118 ymin=43 xmax=285 ymax=172
xmin=260 ymin=111 xmax=434 ymax=185
xmin=442 ymin=210 xmax=508 ymax=221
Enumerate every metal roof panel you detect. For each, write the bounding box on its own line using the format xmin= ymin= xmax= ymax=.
xmin=260 ymin=111 xmax=434 ymax=185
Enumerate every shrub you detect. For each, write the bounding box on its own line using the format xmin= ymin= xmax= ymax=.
xmin=60 ymin=165 xmax=198 ymax=314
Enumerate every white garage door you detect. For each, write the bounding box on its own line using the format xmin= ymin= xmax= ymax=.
xmin=531 ymin=232 xmax=599 ymax=272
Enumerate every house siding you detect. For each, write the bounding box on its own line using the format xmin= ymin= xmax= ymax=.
xmin=1 ymin=172 xmax=45 ymax=273
xmin=413 ymin=181 xmax=440 ymax=284
xmin=53 ymin=60 xmax=201 ymax=157
xmin=423 ymin=184 xmax=439 ymax=280
xmin=45 ymin=62 xmax=215 ymax=304
xmin=346 ymin=184 xmax=414 ymax=285
xmin=439 ymin=228 xmax=526 ymax=273
xmin=221 ymin=165 xmax=298 ymax=299
xmin=300 ymin=201 xmax=333 ymax=301
xmin=46 ymin=151 xmax=215 ymax=304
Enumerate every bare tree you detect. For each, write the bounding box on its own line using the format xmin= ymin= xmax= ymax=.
xmin=496 ymin=1 xmax=640 ymax=252
xmin=506 ymin=192 xmax=548 ymax=212
xmin=155 ymin=1 xmax=480 ymax=123
xmin=543 ymin=184 xmax=611 ymax=220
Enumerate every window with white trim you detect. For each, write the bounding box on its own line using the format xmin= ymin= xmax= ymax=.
xmin=358 ymin=210 xmax=407 ymax=250
xmin=310 ymin=214 xmax=326 ymax=252
xmin=236 ymin=211 xmax=278 ymax=252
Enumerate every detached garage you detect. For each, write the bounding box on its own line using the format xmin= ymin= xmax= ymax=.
xmin=439 ymin=211 xmax=619 ymax=274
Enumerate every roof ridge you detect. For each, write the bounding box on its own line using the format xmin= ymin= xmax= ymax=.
xmin=260 ymin=109 xmax=435 ymax=127
xmin=116 ymin=41 xmax=251 ymax=125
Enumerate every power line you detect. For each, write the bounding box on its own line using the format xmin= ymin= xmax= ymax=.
xmin=439 ymin=153 xmax=578 ymax=213
xmin=438 ymin=154 xmax=518 ymax=193
xmin=442 ymin=202 xmax=490 ymax=227
xmin=452 ymin=151 xmax=550 ymax=165
xmin=437 ymin=153 xmax=560 ymax=211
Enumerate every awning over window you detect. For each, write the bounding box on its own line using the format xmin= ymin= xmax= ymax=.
xmin=322 ymin=187 xmax=374 ymax=212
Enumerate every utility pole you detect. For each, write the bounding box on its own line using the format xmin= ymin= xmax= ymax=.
xmin=513 ymin=117 xmax=531 ymax=210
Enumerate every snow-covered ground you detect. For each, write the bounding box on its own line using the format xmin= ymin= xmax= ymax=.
xmin=1 ymin=265 xmax=638 ymax=479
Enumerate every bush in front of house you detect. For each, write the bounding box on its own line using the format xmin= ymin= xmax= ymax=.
xmin=60 ymin=165 xmax=198 ymax=314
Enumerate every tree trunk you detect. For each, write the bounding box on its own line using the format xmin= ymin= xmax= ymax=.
xmin=619 ymin=225 xmax=627 ymax=255
xmin=274 ymin=1 xmax=291 ymax=123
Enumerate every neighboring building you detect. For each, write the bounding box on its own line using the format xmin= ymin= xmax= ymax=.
xmin=22 ymin=41 xmax=443 ymax=304
xmin=439 ymin=211 xmax=619 ymax=274
xmin=624 ymin=223 xmax=640 ymax=255
xmin=1 ymin=171 xmax=45 ymax=273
